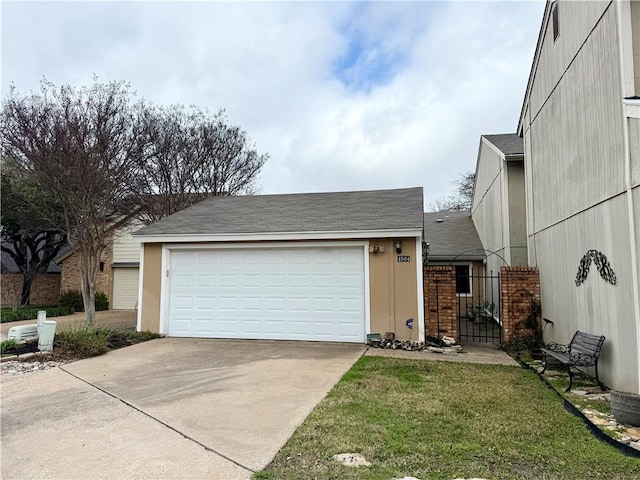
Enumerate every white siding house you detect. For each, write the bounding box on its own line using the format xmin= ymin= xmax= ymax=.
xmin=111 ymin=223 xmax=142 ymax=309
xmin=518 ymin=0 xmax=640 ymax=393
xmin=471 ymin=134 xmax=527 ymax=279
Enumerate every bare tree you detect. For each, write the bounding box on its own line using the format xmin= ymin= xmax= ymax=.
xmin=429 ymin=171 xmax=476 ymax=212
xmin=1 ymin=79 xmax=144 ymax=325
xmin=133 ymin=106 xmax=268 ymax=223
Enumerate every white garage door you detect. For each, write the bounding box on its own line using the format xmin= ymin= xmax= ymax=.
xmin=167 ymin=246 xmax=366 ymax=342
xmin=112 ymin=267 xmax=139 ymax=309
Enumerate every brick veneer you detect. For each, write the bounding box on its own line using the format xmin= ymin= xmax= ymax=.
xmin=500 ymin=266 xmax=540 ymax=342
xmin=0 ymin=273 xmax=61 ymax=306
xmin=424 ymin=266 xmax=457 ymax=338
xmin=59 ymin=239 xmax=113 ymax=300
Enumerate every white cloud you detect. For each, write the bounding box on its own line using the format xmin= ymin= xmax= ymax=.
xmin=1 ymin=0 xmax=545 ymax=207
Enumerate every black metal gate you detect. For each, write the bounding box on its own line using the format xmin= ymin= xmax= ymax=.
xmin=457 ymin=270 xmax=502 ymax=344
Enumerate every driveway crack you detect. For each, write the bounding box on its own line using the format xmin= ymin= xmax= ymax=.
xmin=59 ymin=366 xmax=255 ymax=474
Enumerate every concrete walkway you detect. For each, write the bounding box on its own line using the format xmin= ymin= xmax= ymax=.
xmin=1 ymin=338 xmax=365 ymax=480
xmin=1 ymin=309 xmax=136 ymax=340
xmin=365 ymin=343 xmax=519 ymax=366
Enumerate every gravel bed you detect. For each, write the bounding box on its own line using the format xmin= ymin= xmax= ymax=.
xmin=1 ymin=359 xmax=67 ymax=376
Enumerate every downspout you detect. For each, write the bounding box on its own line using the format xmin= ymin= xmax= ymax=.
xmin=616 ymin=0 xmax=640 ymax=392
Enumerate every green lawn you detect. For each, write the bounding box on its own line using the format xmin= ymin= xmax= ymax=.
xmin=256 ymin=356 xmax=640 ymax=480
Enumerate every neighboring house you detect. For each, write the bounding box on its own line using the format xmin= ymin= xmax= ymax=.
xmin=471 ymin=133 xmax=527 ymax=279
xmin=512 ymin=0 xmax=640 ymax=393
xmin=0 ymin=246 xmax=61 ymax=306
xmin=424 ymin=211 xmax=486 ymax=298
xmin=54 ymin=222 xmax=142 ymax=310
xmin=133 ymin=187 xmax=425 ymax=343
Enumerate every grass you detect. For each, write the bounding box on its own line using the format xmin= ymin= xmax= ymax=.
xmin=256 ymin=357 xmax=640 ymax=480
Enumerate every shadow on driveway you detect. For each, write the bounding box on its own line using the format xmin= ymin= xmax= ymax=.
xmin=1 ymin=338 xmax=365 ymax=479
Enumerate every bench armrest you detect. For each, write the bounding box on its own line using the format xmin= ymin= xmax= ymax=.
xmin=546 ymin=342 xmax=568 ymax=353
xmin=569 ymin=352 xmax=597 ymax=366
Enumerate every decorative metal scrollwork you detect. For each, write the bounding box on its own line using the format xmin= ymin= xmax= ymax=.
xmin=575 ymin=250 xmax=617 ymax=286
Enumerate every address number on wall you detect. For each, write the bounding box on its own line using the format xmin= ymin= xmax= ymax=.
xmin=397 ymin=256 xmax=411 ymax=262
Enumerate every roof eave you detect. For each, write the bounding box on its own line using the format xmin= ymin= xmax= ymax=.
xmin=133 ymin=228 xmax=424 ymax=244
xmin=518 ymin=0 xmax=552 ymax=135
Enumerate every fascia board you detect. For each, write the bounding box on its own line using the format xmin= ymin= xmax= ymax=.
xmin=133 ymin=229 xmax=423 ymax=244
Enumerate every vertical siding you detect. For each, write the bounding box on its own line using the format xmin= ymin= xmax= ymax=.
xmin=632 ymin=0 xmax=640 ymax=94
xmin=534 ymin=195 xmax=637 ymax=392
xmin=528 ymin=4 xmax=625 ymax=231
xmin=630 ymin=117 xmax=640 ymax=186
xmin=472 ymin=139 xmax=505 ymax=278
xmin=529 ymin=0 xmax=613 ymax=117
xmin=506 ymin=162 xmax=528 ymax=265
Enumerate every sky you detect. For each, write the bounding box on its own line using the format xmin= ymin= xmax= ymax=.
xmin=1 ymin=0 xmax=545 ymax=209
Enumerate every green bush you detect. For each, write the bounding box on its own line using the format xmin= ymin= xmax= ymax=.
xmin=501 ymin=332 xmax=544 ymax=353
xmin=54 ymin=326 xmax=110 ymax=358
xmin=53 ymin=326 xmax=161 ymax=359
xmin=1 ymin=339 xmax=18 ymax=354
xmin=59 ymin=290 xmax=109 ymax=312
xmin=58 ymin=290 xmax=84 ymax=312
xmin=0 ymin=306 xmax=75 ymax=323
xmin=95 ymin=292 xmax=109 ymax=311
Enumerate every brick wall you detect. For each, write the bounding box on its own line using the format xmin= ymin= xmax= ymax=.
xmin=500 ymin=266 xmax=540 ymax=342
xmin=60 ymin=239 xmax=113 ymax=300
xmin=424 ymin=266 xmax=457 ymax=338
xmin=1 ymin=273 xmax=61 ymax=306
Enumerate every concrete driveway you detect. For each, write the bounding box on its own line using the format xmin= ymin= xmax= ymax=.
xmin=1 ymin=338 xmax=365 ymax=479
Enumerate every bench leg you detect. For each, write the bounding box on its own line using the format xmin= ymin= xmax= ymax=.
xmin=541 ymin=354 xmax=548 ymax=374
xmin=595 ymin=363 xmax=605 ymax=391
xmin=565 ymin=365 xmax=573 ymax=392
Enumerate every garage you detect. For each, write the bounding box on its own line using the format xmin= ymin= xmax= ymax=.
xmin=112 ymin=267 xmax=139 ymax=309
xmin=134 ymin=187 xmax=425 ymax=343
xmin=167 ymin=246 xmax=365 ymax=342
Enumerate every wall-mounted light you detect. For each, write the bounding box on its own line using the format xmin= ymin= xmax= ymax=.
xmin=395 ymin=240 xmax=402 ymax=254
xmin=368 ymin=244 xmax=386 ymax=254
xmin=422 ymin=242 xmax=430 ymax=266
xmin=99 ymin=261 xmax=105 ymax=272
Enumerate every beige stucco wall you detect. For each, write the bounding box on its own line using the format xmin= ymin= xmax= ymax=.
xmin=368 ymin=238 xmax=419 ymax=341
xmin=139 ymin=243 xmax=162 ymax=333
xmin=138 ymin=238 xmax=420 ymax=341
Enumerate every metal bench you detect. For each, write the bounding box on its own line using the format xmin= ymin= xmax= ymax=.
xmin=541 ymin=330 xmax=606 ymax=391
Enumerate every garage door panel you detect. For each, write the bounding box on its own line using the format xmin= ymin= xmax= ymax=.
xmin=112 ymin=268 xmax=140 ymax=310
xmin=168 ymin=247 xmax=365 ymax=342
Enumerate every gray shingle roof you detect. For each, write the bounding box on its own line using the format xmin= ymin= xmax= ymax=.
xmin=424 ymin=212 xmax=485 ymax=261
xmin=482 ymin=134 xmax=523 ymax=157
xmin=134 ymin=187 xmax=424 ymax=237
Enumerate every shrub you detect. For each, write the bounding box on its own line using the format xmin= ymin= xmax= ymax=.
xmin=54 ymin=326 xmax=110 ymax=358
xmin=59 ymin=290 xmax=84 ymax=312
xmin=501 ymin=332 xmax=544 ymax=353
xmin=59 ymin=290 xmax=109 ymax=312
xmin=95 ymin=292 xmax=109 ymax=311
xmin=53 ymin=326 xmax=161 ymax=359
xmin=1 ymin=339 xmax=18 ymax=354
xmin=0 ymin=306 xmax=75 ymax=323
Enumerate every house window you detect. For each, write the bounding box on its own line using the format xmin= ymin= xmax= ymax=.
xmin=552 ymin=1 xmax=560 ymax=41
xmin=455 ymin=265 xmax=471 ymax=295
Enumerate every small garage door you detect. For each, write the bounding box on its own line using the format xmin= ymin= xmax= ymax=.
xmin=167 ymin=246 xmax=366 ymax=342
xmin=112 ymin=267 xmax=139 ymax=309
